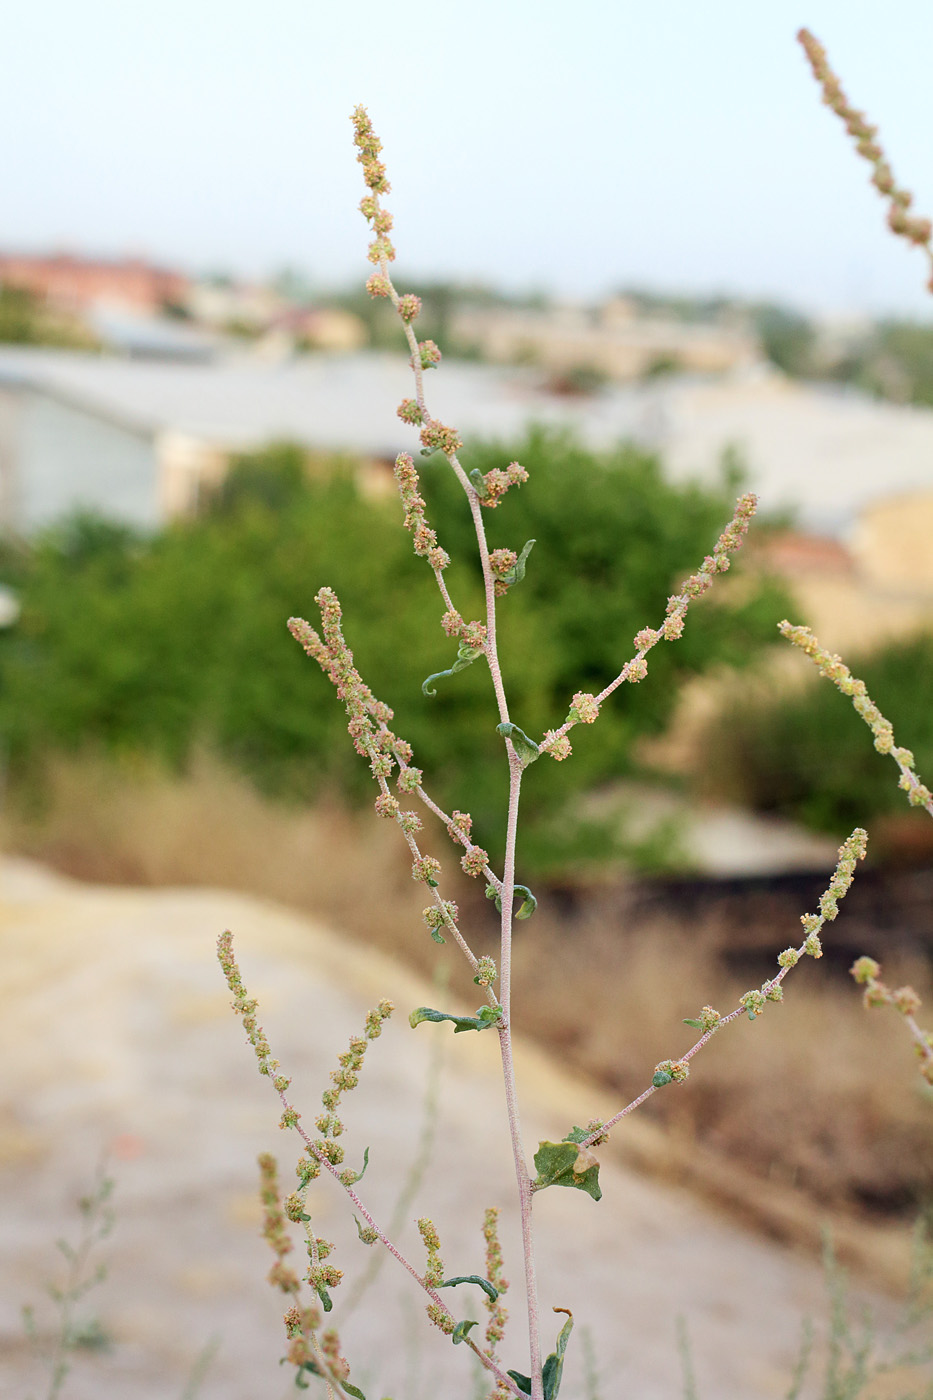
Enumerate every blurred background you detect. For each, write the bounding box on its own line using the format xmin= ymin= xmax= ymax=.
xmin=1 ymin=1 xmax=932 ymax=1395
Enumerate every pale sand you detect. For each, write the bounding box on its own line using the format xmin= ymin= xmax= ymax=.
xmin=0 ymin=858 xmax=899 ymax=1399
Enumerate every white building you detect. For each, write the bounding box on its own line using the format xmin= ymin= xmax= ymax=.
xmin=0 ymin=346 xmax=931 ymax=539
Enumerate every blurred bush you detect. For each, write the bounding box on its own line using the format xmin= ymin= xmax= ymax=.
xmin=0 ymin=431 xmax=790 ymax=875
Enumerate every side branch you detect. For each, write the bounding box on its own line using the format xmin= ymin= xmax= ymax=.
xmin=577 ymin=829 xmax=868 ymax=1148
xmin=539 ymin=493 xmax=757 ymax=760
xmin=779 ymin=622 xmax=933 ymax=817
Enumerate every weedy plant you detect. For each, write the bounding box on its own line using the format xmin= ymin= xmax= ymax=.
xmin=22 ymin=1161 xmax=114 ymax=1400
xmin=217 ymin=28 xmax=932 ymax=1400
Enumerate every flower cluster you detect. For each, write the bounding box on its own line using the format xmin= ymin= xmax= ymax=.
xmin=314 ymin=1002 xmax=393 ymax=1183
xmin=393 ymin=453 xmax=451 ymax=569
xmin=351 ymin=105 xmax=390 ymax=196
xmin=797 ymin=29 xmax=933 ymax=288
xmin=473 ymin=461 xmax=529 ymax=508
xmin=779 ymin=622 xmax=933 ymax=815
xmin=418 ymin=1216 xmax=445 ymax=1288
xmin=258 ymin=1153 xmax=300 ymax=1294
xmin=419 ymin=420 xmax=462 ymax=456
xmin=218 ymin=932 xmax=288 ymax=1086
xmin=423 ymin=900 xmax=459 ymax=945
xmin=851 ymin=957 xmax=933 ymax=1084
xmin=461 ymin=845 xmax=490 ymax=878
xmin=397 ymin=397 xmax=424 ymax=425
xmin=482 ymin=1207 xmax=510 ymax=1369
xmin=569 ymin=691 xmax=600 ymax=724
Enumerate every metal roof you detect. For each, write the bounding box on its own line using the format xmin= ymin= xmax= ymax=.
xmin=1 ymin=346 xmax=931 ymax=532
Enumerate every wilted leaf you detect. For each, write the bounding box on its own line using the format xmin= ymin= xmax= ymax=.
xmin=542 ymin=1308 xmax=573 ymax=1400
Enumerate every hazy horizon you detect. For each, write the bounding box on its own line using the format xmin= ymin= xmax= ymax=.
xmin=3 ymin=1 xmax=933 ymax=321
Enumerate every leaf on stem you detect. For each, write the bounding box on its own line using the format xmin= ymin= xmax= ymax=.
xmin=469 ymin=468 xmax=492 ymax=500
xmin=409 ymin=1005 xmax=503 ymax=1033
xmin=343 ymin=1147 xmax=370 ymax=1185
xmin=496 ymin=723 xmax=540 ymax=767
xmin=452 ymin=1318 xmax=479 ymax=1344
xmin=439 ymin=1274 xmax=500 ymax=1302
xmin=532 ymin=1140 xmax=602 ymax=1202
xmin=542 ymin=1308 xmax=574 ymax=1400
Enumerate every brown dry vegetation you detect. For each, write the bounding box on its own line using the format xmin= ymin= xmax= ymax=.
xmin=6 ymin=752 xmax=931 ymax=1229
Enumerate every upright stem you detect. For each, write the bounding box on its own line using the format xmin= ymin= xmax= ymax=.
xmin=497 ymin=753 xmax=544 ymax=1400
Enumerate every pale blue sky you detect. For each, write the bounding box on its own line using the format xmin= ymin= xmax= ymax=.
xmin=3 ymin=0 xmax=932 ymax=316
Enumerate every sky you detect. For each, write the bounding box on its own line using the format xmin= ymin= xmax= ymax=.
xmin=3 ymin=0 xmax=933 ymax=318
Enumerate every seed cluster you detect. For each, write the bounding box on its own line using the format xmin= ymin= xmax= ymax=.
xmin=779 ymin=622 xmax=933 ymax=814
xmin=797 ymin=29 xmax=933 ymax=289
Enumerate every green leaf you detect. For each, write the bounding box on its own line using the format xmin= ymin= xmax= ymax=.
xmin=409 ymin=1006 xmax=501 ymax=1034
xmin=501 ymin=539 xmax=536 ymax=588
xmin=469 ymin=468 xmax=491 ymax=499
xmin=532 ymin=1140 xmax=602 ymax=1202
xmin=343 ymin=1147 xmax=370 ymax=1185
xmin=652 ymin=1071 xmax=673 ymax=1087
xmin=422 ymin=644 xmax=485 ymax=697
xmin=452 ymin=1318 xmax=479 ymax=1345
xmin=440 ymin=1274 xmax=499 ymax=1303
xmin=342 ymin=1384 xmax=367 ymax=1399
xmin=496 ymin=722 xmax=540 ymax=767
xmin=542 ymin=1309 xmax=574 ymax=1400
xmin=314 ymin=1283 xmax=333 ymax=1313
xmin=683 ymin=1017 xmax=705 ymax=1029
xmin=507 ymin=1372 xmax=532 ymax=1394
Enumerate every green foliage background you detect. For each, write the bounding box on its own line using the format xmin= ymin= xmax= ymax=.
xmin=697 ymin=632 xmax=933 ymax=836
xmin=0 ymin=432 xmax=790 ymax=875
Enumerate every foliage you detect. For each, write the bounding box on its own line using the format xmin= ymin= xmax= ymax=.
xmin=0 ymin=282 xmax=97 ymax=349
xmin=697 ymin=631 xmax=933 ymax=835
xmin=0 ymin=434 xmax=789 ymax=875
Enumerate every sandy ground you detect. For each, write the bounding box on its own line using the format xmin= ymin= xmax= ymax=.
xmin=0 ymin=858 xmax=904 ymax=1400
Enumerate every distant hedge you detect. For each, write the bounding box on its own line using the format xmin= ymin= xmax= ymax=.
xmin=0 ymin=431 xmax=790 ymax=875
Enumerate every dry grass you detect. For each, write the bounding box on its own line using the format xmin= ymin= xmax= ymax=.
xmin=6 ymin=751 xmax=931 ymax=1226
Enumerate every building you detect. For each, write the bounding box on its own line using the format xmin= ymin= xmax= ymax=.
xmin=0 ymin=253 xmax=189 ymax=316
xmin=0 ymin=344 xmax=932 ymax=548
xmin=451 ymin=298 xmax=759 ymax=381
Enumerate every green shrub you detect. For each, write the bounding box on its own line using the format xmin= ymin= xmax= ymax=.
xmin=0 ymin=433 xmax=789 ymax=875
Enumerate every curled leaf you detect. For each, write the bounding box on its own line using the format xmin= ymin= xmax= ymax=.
xmin=496 ymin=722 xmax=540 ymax=767
xmin=441 ymin=1274 xmax=499 ymax=1302
xmin=422 ymin=644 xmax=485 ymax=697
xmin=485 ymin=882 xmax=537 ymax=919
xmin=652 ymin=1070 xmax=673 ymax=1087
xmin=452 ymin=1318 xmax=479 ymax=1345
xmin=507 ymin=1372 xmax=533 ymax=1395
xmin=515 ymin=885 xmax=537 ymax=920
